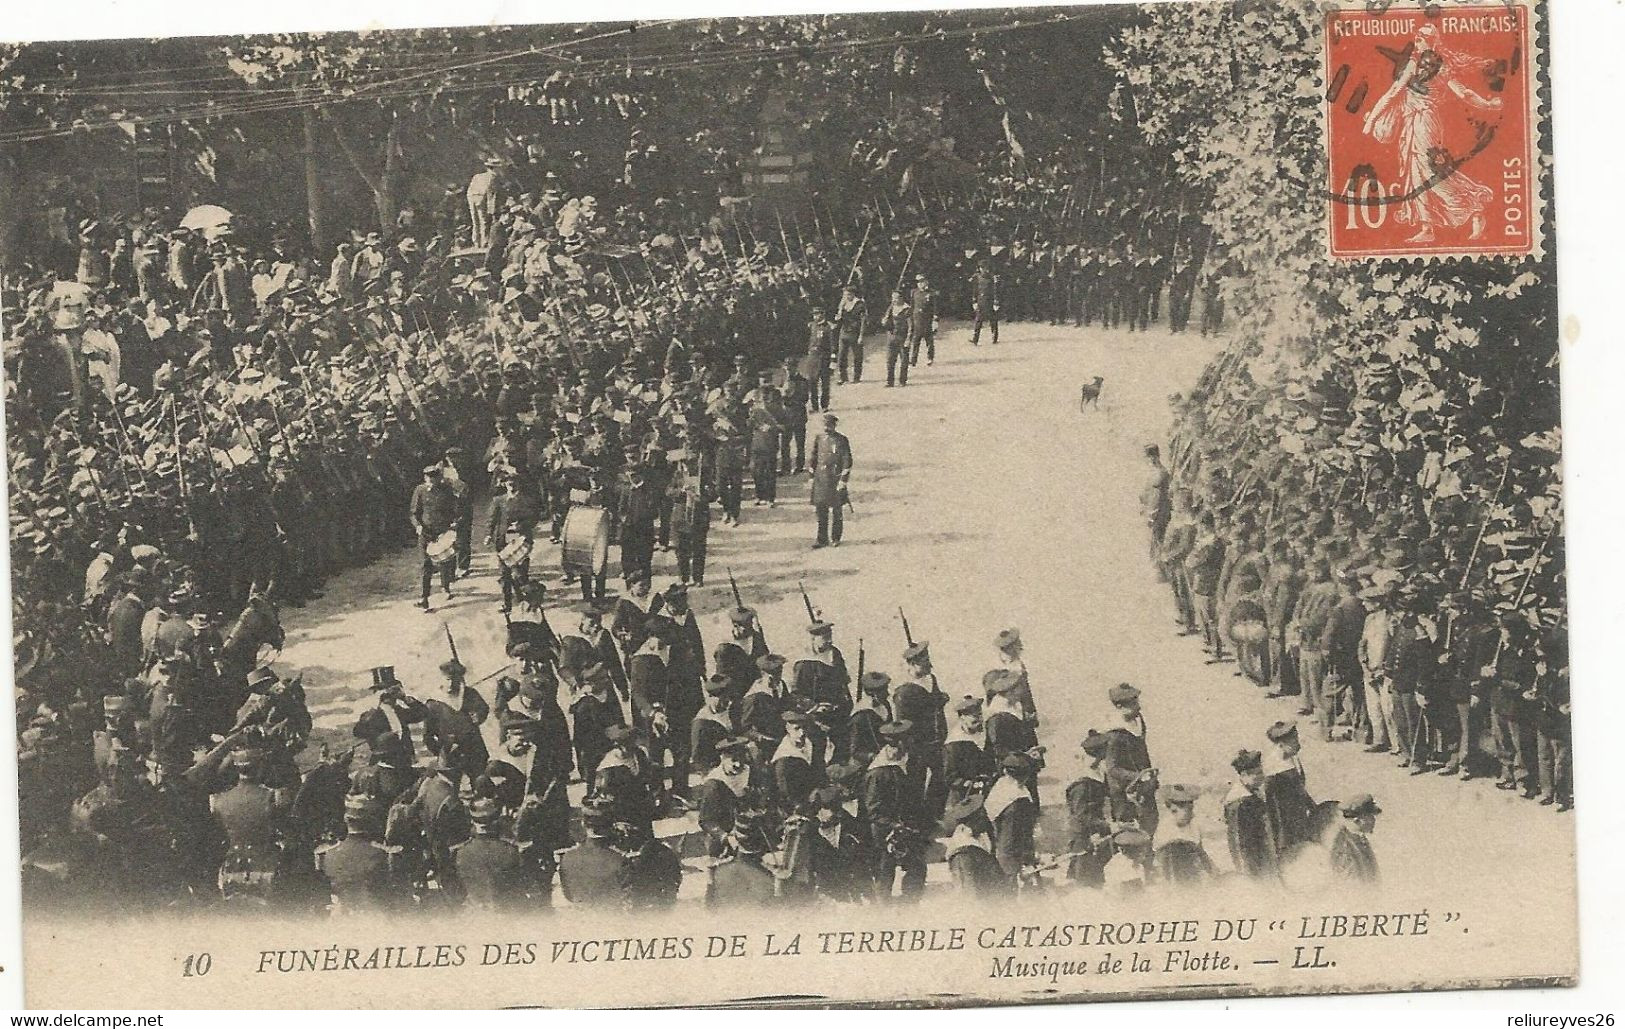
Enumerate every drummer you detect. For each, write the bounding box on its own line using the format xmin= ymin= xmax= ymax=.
xmin=487 ymin=472 xmax=543 ymax=614
xmin=409 ymin=463 xmax=462 ymax=611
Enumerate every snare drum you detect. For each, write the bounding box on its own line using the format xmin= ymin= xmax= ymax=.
xmin=561 ymin=505 xmax=610 ymax=576
xmin=424 ymin=530 xmax=459 ymax=565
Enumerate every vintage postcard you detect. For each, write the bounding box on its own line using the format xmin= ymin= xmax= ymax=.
xmin=0 ymin=0 xmax=1573 ymax=1010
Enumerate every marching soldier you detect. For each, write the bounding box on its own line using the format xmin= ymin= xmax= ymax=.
xmin=777 ymin=357 xmax=811 ymax=473
xmin=696 ymin=736 xmax=763 ymax=857
xmin=801 ymin=784 xmax=879 ymax=903
xmin=747 ymin=383 xmax=783 ymax=507
xmin=569 ymin=666 xmax=623 ymax=795
xmin=690 ymin=675 xmax=738 ymax=776
xmin=943 ymin=696 xmax=994 ymax=808
xmin=985 ymin=753 xmax=1038 ymax=883
xmin=770 ymin=710 xmax=825 ymax=816
xmin=833 ymin=285 xmax=868 ymax=384
xmin=792 ymin=619 xmax=853 ymax=759
xmin=670 ymin=446 xmax=713 ymax=586
xmin=940 ymin=795 xmax=1009 ymax=895
xmin=740 ymin=654 xmax=789 ymax=749
xmin=1065 ymin=730 xmax=1114 ymax=888
xmin=882 ymin=288 xmax=911 ymax=388
xmin=409 ymin=464 xmax=460 ymax=610
xmin=893 ymin=641 xmax=949 ymax=818
xmin=804 ymin=307 xmax=834 ymax=412
xmin=848 ymin=671 xmax=893 ymax=764
xmin=907 ymin=273 xmax=937 ymax=367
xmin=860 ymin=721 xmax=928 ymax=901
xmin=969 ymin=259 xmax=999 ymax=345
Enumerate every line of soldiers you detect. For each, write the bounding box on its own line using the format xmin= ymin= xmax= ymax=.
xmin=1144 ymin=437 xmax=1572 ymax=812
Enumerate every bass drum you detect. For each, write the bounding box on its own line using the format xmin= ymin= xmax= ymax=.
xmin=561 ymin=505 xmax=610 ymax=576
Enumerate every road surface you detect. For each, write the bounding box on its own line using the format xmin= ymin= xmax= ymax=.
xmin=280 ymin=317 xmax=1576 ymax=900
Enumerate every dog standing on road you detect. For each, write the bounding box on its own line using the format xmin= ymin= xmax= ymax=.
xmin=1079 ymin=376 xmax=1105 ymax=412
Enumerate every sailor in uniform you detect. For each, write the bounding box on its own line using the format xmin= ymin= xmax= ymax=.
xmin=770 ymin=709 xmax=825 ymax=817
xmin=1223 ymin=749 xmax=1282 ymax=881
xmin=1065 ymin=730 xmax=1115 ymax=888
xmin=1152 ymin=783 xmax=1217 ymax=886
xmin=943 ymin=696 xmax=995 ymax=808
xmin=696 ymin=736 xmax=763 ymax=858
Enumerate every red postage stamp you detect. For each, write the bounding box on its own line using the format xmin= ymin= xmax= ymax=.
xmin=1323 ymin=3 xmax=1538 ymax=260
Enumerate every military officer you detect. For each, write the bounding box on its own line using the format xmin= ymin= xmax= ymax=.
xmin=777 ymin=357 xmax=811 ymax=473
xmin=808 ymin=413 xmax=852 ymax=549
xmin=907 ymin=273 xmax=937 ymax=367
xmin=882 ymin=288 xmax=911 ymax=387
xmin=452 ymin=796 xmax=535 ymax=910
xmin=804 ymin=307 xmax=834 ymax=412
xmin=316 ymin=792 xmax=403 ymax=913
xmin=558 ymin=801 xmax=629 ymax=908
xmin=705 ymin=807 xmax=780 ymax=908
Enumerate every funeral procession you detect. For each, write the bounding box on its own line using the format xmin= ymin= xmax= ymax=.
xmin=0 ymin=4 xmax=1569 ymax=925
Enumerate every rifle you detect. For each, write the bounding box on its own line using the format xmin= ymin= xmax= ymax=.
xmin=443 ymin=622 xmax=461 ymax=668
xmin=899 ymin=607 xmax=915 ymax=648
xmin=727 ymin=567 xmax=745 ymax=611
xmin=845 ymin=219 xmax=874 ymax=288
xmin=799 ymin=580 xmax=817 ymax=623
xmin=857 ymin=637 xmax=865 ymax=682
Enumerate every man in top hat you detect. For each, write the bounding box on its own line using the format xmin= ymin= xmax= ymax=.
xmin=1065 ymin=730 xmax=1115 ymax=887
xmin=792 ymin=619 xmax=853 ymax=760
xmin=834 ymin=284 xmax=869 ymax=384
xmin=1328 ymin=794 xmax=1381 ymax=883
xmin=410 ymin=464 xmax=462 ymax=610
xmin=1103 ymin=683 xmax=1159 ymax=837
xmin=316 ymin=792 xmax=403 ymax=913
xmin=697 ymin=736 xmax=765 ymax=858
xmin=353 ymin=666 xmax=428 ymax=758
xmin=1222 ymin=749 xmax=1281 ymax=880
xmin=808 ymin=413 xmax=853 ymax=549
xmin=1154 ymin=783 xmax=1217 ymax=886
xmin=558 ymin=800 xmax=629 ymax=908
xmin=908 ymin=273 xmax=938 ymax=367
xmin=883 ymin=288 xmax=912 ymax=387
xmin=452 ymin=796 xmax=534 ymax=911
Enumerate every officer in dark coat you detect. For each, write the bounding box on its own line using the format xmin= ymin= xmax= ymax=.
xmin=210 ymin=743 xmax=294 ymax=904
xmin=907 ymin=273 xmax=937 ymax=367
xmin=1328 ymin=794 xmax=1381 ymax=883
xmin=316 ymin=793 xmax=404 ymax=913
xmin=969 ymin=260 xmax=999 ymax=345
xmin=558 ymin=801 xmax=629 ymax=907
xmin=1223 ymin=749 xmax=1281 ymax=880
xmin=807 ymin=415 xmax=853 ymax=549
xmin=618 ymin=820 xmax=684 ymax=911
xmin=453 ymin=797 xmax=535 ymax=910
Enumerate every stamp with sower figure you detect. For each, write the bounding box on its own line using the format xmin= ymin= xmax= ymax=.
xmin=1324 ymin=2 xmax=1538 ymax=260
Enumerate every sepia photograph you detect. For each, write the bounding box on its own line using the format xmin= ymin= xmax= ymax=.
xmin=0 ymin=0 xmax=1593 ymax=1011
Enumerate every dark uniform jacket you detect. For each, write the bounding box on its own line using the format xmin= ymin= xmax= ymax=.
xmin=559 ymin=837 xmax=628 ymax=907
xmin=1064 ymin=772 xmax=1112 ymax=886
xmin=706 ymin=854 xmax=778 ymax=908
xmin=1223 ymin=783 xmax=1281 ymax=879
xmin=317 ymin=833 xmax=402 ymax=912
xmin=452 ymin=832 xmax=532 ymax=910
